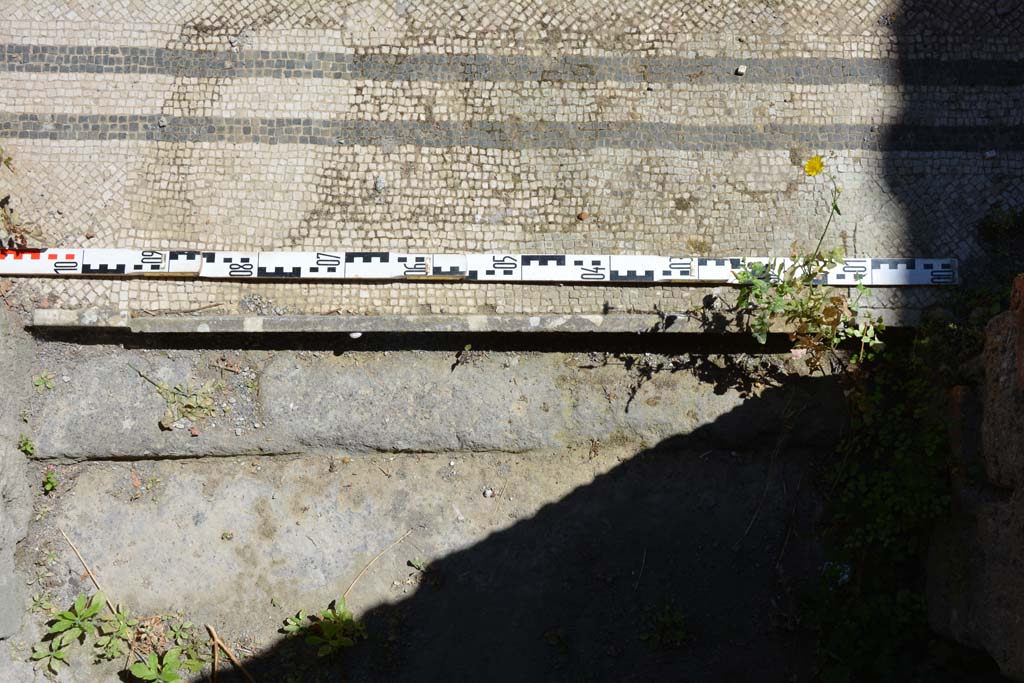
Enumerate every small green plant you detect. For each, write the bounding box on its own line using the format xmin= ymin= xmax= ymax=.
xmin=46 ymin=592 xmax=106 ymax=648
xmin=641 ymin=603 xmax=688 ymax=650
xmin=17 ymin=435 xmax=34 ymax=456
xmin=167 ymin=620 xmax=194 ymax=646
xmin=33 ymin=591 xmax=206 ymax=679
xmin=735 ymin=156 xmax=883 ymax=371
xmin=94 ymin=604 xmax=137 ymax=662
xmin=736 ymin=251 xmax=884 ymax=370
xmin=128 ymin=648 xmax=185 ymax=682
xmin=0 ymin=144 xmax=13 ymax=172
xmin=129 ymin=365 xmax=223 ymax=430
xmin=42 ymin=466 xmax=58 ymax=494
xmin=30 ymin=639 xmax=71 ymax=674
xmin=33 ymin=372 xmax=56 ymax=392
xmin=0 ymin=145 xmax=41 ymax=248
xmin=26 ymin=565 xmax=55 ymax=587
xmin=281 ymin=610 xmax=307 ymax=635
xmin=280 ymin=598 xmax=367 ymax=656
xmin=30 ymin=592 xmax=55 ymax=615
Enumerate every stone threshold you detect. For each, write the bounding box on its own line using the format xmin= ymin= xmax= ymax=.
xmin=31 ymin=306 xmax=920 ymax=334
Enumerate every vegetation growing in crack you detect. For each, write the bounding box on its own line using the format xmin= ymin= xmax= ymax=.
xmin=41 ymin=465 xmax=58 ymax=494
xmin=33 ymin=371 xmax=56 ymax=392
xmin=280 ymin=597 xmax=368 ymax=656
xmin=31 ymin=592 xmax=105 ymax=674
xmin=735 ymin=156 xmax=884 ymax=372
xmin=17 ymin=434 xmax=34 ymax=456
xmin=93 ymin=604 xmax=136 ymax=662
xmin=128 ymin=364 xmax=224 ymax=430
xmin=30 ymin=591 xmax=206 ymax=680
xmin=0 ymin=143 xmax=40 ymax=248
xmin=128 ymin=648 xmax=191 ymax=682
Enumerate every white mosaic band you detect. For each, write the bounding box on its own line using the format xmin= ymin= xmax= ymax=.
xmin=0 ymin=249 xmax=958 ymax=286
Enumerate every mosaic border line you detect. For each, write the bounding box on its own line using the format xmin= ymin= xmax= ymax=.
xmin=1 ymin=114 xmax=1021 ymax=151
xmin=3 ymin=44 xmax=1024 ymax=86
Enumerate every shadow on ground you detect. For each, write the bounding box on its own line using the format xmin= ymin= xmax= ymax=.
xmin=198 ymin=377 xmax=832 ymax=682
xmin=885 ymin=1 xmax=1024 ymax=303
xmin=189 ymin=5 xmax=1024 ymax=680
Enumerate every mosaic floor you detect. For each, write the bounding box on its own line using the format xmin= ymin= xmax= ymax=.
xmin=0 ymin=0 xmax=1021 ymax=316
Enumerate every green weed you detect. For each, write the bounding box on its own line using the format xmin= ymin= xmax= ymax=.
xmin=33 ymin=372 xmax=55 ymax=392
xmin=30 ymin=593 xmax=55 ymax=615
xmin=128 ymin=648 xmax=185 ymax=682
xmin=280 ymin=597 xmax=367 ymax=656
xmin=30 ymin=639 xmax=70 ymax=675
xmin=129 ymin=364 xmax=223 ymax=430
xmin=46 ymin=591 xmax=105 ymax=648
xmin=94 ymin=604 xmax=137 ymax=662
xmin=735 ymin=156 xmax=883 ymax=371
xmin=42 ymin=466 xmax=58 ymax=494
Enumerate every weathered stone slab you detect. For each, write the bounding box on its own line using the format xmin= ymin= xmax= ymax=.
xmin=32 ymin=353 xmax=291 ymax=460
xmin=30 ymin=350 xmax=843 ymax=461
xmin=261 ymin=353 xmax=565 ymax=453
xmin=0 ymin=308 xmax=33 ymax=638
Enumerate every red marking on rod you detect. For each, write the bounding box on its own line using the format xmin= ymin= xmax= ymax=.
xmin=0 ymin=249 xmax=46 ymax=260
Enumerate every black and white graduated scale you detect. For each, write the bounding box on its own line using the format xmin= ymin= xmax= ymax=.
xmin=0 ymin=249 xmax=959 ymax=286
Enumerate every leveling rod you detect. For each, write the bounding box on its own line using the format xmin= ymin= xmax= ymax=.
xmin=0 ymin=249 xmax=957 ymax=286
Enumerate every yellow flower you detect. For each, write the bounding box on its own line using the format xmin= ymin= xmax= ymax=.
xmin=804 ymin=155 xmax=824 ymax=177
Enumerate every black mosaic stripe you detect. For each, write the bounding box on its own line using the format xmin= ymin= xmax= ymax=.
xmin=1 ymin=113 xmax=1021 ymax=151
xmin=3 ymin=43 xmax=1024 ymax=86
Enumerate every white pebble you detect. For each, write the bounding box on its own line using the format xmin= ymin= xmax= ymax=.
xmin=349 ymin=332 xmax=363 ymax=339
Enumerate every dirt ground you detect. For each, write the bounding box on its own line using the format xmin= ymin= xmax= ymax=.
xmin=17 ymin=445 xmax=824 ymax=683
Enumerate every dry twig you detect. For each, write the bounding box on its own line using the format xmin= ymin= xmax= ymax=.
xmin=205 ymin=624 xmax=255 ymax=683
xmin=136 ymin=302 xmax=224 ymax=317
xmin=58 ymin=528 xmax=116 ymax=614
xmin=343 ymin=529 xmax=413 ymax=601
xmin=209 ymin=362 xmax=241 ymax=374
xmin=633 ymin=548 xmax=647 ymax=591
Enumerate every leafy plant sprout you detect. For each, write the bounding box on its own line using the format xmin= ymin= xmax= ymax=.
xmin=735 ymin=155 xmax=884 ymax=371
xmin=33 ymin=372 xmax=56 ymax=392
xmin=42 ymin=465 xmax=58 ymax=494
xmin=17 ymin=435 xmax=34 ymax=456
